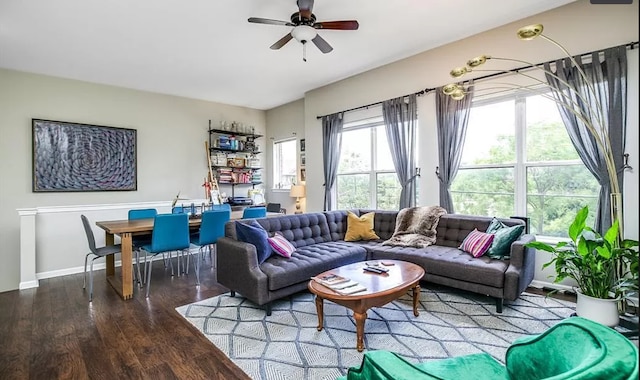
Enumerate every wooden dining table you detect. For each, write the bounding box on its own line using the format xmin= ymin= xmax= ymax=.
xmin=95 ymin=210 xmax=282 ymax=300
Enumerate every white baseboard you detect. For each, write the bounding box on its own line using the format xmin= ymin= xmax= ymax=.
xmin=19 ymin=280 xmax=39 ymax=289
xmin=529 ymin=280 xmax=575 ymax=293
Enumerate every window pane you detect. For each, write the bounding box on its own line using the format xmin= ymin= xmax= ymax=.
xmin=462 ymin=100 xmax=515 ymax=165
xmin=337 ymin=174 xmax=370 ymax=209
xmin=339 ymin=129 xmax=371 ymax=173
xmin=526 ymin=165 xmax=599 ymax=237
xmin=272 ymin=139 xmax=296 ymax=189
xmin=526 ymin=95 xmax=579 ymax=162
xmin=451 ymin=167 xmax=515 ymax=217
xmin=376 ymin=173 xmax=401 ymax=210
xmin=375 ymin=126 xmax=395 ymax=171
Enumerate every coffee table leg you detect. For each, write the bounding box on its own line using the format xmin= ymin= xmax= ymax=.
xmin=412 ymin=283 xmax=421 ymax=317
xmin=354 ymin=311 xmax=367 ymax=352
xmin=315 ymin=295 xmax=324 ymax=331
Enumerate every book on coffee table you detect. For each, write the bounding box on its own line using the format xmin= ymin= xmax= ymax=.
xmin=335 ymin=284 xmax=367 ymax=295
xmin=311 ymin=274 xmax=350 ymax=287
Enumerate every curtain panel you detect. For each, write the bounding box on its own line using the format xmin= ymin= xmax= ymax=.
xmin=544 ymin=46 xmax=627 ymax=233
xmin=321 ymin=112 xmax=344 ymax=211
xmin=435 ymin=82 xmax=474 ymax=213
xmin=382 ymin=94 xmax=418 ymax=209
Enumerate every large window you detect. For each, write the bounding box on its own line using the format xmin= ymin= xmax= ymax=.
xmin=451 ymin=93 xmax=599 ymax=237
xmin=336 ymin=118 xmax=402 ymax=210
xmin=273 ymin=139 xmax=296 ymax=190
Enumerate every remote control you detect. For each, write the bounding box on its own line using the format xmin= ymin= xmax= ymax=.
xmin=363 ymin=266 xmax=385 ymax=274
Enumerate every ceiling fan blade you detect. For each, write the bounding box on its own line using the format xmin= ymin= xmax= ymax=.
xmin=314 ymin=20 xmax=359 ymax=30
xmin=270 ymin=33 xmax=293 ymax=50
xmin=248 ymin=17 xmax=294 ymax=26
xmin=297 ymin=0 xmax=314 ymax=19
xmin=312 ymin=34 xmax=333 ymax=54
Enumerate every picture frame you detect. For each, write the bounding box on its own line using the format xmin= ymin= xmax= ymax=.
xmin=300 ymin=138 xmax=306 ymax=152
xmin=300 ymin=153 xmax=306 ymax=166
xmin=32 ymin=119 xmax=137 ymax=192
xmin=300 ymin=168 xmax=306 ymax=182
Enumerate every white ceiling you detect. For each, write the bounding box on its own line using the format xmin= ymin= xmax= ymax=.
xmin=0 ymin=0 xmax=574 ymax=110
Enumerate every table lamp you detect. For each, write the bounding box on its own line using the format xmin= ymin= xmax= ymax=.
xmin=289 ymin=185 xmax=305 ymax=214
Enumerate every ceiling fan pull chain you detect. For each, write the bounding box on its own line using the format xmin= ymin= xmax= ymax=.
xmin=303 ymin=41 xmax=307 ymax=62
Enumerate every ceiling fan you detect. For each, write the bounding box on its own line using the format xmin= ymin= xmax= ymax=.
xmin=248 ymin=0 xmax=359 ymax=61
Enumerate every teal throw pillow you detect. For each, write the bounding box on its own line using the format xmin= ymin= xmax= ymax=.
xmin=235 ymin=220 xmax=273 ymax=264
xmin=485 ymin=218 xmax=525 ymax=259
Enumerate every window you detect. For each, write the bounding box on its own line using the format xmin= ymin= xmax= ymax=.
xmin=451 ymin=93 xmax=599 ymax=237
xmin=336 ymin=117 xmax=403 ymax=210
xmin=273 ymin=139 xmax=296 ymax=190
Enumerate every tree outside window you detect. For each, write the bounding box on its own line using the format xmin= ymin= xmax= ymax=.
xmin=273 ymin=139 xmax=296 ymax=190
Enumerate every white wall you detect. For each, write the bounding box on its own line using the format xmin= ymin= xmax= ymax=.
xmin=265 ymin=99 xmax=306 ymax=214
xmin=0 ymin=69 xmax=266 ymax=292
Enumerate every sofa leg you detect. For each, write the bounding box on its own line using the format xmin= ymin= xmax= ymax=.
xmin=265 ymin=303 xmax=272 ymax=316
xmin=495 ymin=298 xmax=503 ymax=313
xmin=230 ymin=290 xmax=236 ymax=297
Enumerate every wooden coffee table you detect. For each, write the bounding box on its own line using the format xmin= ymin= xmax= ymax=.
xmin=307 ymin=260 xmax=425 ymax=352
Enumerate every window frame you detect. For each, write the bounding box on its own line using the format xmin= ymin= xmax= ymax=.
xmin=272 ymin=137 xmax=297 ymax=191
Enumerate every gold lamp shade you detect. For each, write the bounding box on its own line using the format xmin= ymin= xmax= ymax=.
xmin=467 ymin=55 xmax=489 ymax=68
xmin=517 ymin=24 xmax=544 ymax=40
xmin=442 ymin=83 xmax=459 ymax=95
xmin=450 ymin=66 xmax=470 ymax=78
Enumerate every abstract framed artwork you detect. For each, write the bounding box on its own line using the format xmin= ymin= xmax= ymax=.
xmin=32 ymin=119 xmax=137 ymax=192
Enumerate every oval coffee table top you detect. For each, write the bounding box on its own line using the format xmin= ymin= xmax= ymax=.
xmin=308 ymin=260 xmax=424 ymax=300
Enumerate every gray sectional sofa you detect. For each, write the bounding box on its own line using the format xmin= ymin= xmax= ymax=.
xmin=216 ymin=209 xmax=535 ymax=315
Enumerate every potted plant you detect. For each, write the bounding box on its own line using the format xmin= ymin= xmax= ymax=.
xmin=526 ymin=206 xmax=638 ymax=327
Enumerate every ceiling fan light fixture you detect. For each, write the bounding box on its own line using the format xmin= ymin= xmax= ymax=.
xmin=291 ymin=25 xmax=317 ymax=43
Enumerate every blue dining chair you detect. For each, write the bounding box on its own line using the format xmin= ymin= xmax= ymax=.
xmin=172 ymin=205 xmax=186 ymax=214
xmin=140 ymin=213 xmax=191 ymax=297
xmin=81 ymin=215 xmax=122 ymax=301
xmin=211 ymin=203 xmax=232 ymax=212
xmin=128 ymin=208 xmax=158 ymax=286
xmin=242 ymin=206 xmax=266 ymax=219
xmin=190 ymin=209 xmax=231 ymax=266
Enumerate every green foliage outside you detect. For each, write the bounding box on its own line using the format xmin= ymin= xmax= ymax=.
xmin=452 ymin=120 xmax=599 ymax=237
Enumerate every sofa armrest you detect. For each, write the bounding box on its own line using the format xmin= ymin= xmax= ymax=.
xmin=216 ymin=237 xmax=270 ymax=305
xmin=504 ymin=234 xmax=536 ymax=301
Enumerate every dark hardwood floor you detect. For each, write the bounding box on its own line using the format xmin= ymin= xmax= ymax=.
xmin=0 ymin=257 xmax=250 ymax=380
xmin=0 ymin=256 xmax=579 ymax=380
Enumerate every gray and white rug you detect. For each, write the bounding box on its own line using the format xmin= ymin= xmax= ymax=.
xmin=176 ymin=286 xmax=575 ymax=380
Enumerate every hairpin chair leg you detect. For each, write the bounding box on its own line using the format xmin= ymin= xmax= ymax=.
xmin=145 ymin=254 xmax=154 ymax=298
xmin=83 ymin=253 xmax=90 ymax=290
xmin=89 ymin=256 xmax=100 ymax=302
xmin=191 ymin=248 xmax=201 ymax=286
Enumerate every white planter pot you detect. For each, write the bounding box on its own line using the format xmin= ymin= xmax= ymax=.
xmin=576 ymin=290 xmax=620 ymax=327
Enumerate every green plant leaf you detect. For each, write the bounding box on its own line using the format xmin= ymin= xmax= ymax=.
xmin=576 ymin=236 xmax=589 ymax=257
xmin=603 ymin=220 xmax=619 ymax=247
xmin=525 ymin=241 xmax=555 ymax=252
xmin=568 ymin=206 xmax=588 ymax=242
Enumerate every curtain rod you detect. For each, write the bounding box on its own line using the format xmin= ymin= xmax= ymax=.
xmin=315 ymin=89 xmax=425 ymax=120
xmin=422 ymin=41 xmax=639 ymax=93
xmin=316 ymin=41 xmax=638 ymax=120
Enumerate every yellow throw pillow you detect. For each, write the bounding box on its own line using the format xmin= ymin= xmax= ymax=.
xmin=345 ymin=211 xmax=380 ymax=242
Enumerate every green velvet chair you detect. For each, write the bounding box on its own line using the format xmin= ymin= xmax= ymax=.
xmin=339 ymin=317 xmax=639 ymax=380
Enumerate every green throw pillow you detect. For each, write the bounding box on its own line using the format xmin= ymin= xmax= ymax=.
xmin=485 ymin=218 xmax=525 ymax=259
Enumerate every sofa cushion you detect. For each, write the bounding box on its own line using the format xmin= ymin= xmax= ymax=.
xmin=268 ymin=232 xmax=296 ymax=258
xmin=260 ymin=241 xmax=368 ymax=291
xmin=252 ymin=213 xmax=332 ymax=248
xmin=235 ymin=220 xmax=273 ymax=264
xmin=368 ymin=244 xmax=508 ymax=288
xmin=485 ymin=219 xmax=525 ymax=260
xmin=325 ymin=209 xmax=354 ymax=241
xmin=345 ymin=211 xmax=380 ymax=241
xmin=459 ymin=229 xmax=495 ymax=258
xmin=358 ymin=209 xmax=398 ymax=240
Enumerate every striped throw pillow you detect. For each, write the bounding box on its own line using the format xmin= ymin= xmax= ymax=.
xmin=267 ymin=232 xmax=296 ymax=258
xmin=459 ymin=229 xmax=495 ymax=258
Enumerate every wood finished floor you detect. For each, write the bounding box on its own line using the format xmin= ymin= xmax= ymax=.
xmin=0 ymin=256 xmax=577 ymax=380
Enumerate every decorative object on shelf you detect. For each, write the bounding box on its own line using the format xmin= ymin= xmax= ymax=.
xmin=32 ymin=119 xmax=136 ymax=192
xmin=526 ymin=206 xmax=638 ymax=327
xmin=290 ymin=184 xmax=305 ymax=214
xmin=227 ymin=157 xmax=245 ymax=168
xmin=443 ymin=24 xmax=633 ymax=315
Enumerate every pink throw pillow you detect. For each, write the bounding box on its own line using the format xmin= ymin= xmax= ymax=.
xmin=267 ymin=232 xmax=296 ymax=258
xmin=459 ymin=228 xmax=495 ymax=258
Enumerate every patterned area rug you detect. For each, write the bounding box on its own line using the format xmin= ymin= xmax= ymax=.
xmin=176 ymin=286 xmax=576 ymax=380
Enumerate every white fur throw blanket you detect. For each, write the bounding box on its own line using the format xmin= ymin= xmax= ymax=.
xmin=382 ymin=206 xmax=447 ymax=248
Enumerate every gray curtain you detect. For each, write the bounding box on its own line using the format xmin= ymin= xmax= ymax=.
xmin=544 ymin=46 xmax=626 ymax=233
xmin=435 ymin=82 xmax=474 ymax=213
xmin=382 ymin=94 xmax=418 ymax=209
xmin=321 ymin=112 xmax=344 ymax=211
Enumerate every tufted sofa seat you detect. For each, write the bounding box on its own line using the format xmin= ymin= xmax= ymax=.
xmin=216 ymin=209 xmax=535 ymax=315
